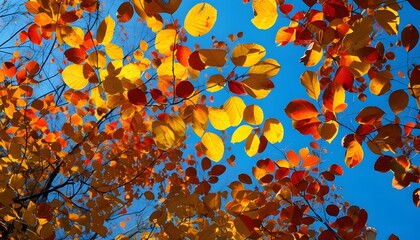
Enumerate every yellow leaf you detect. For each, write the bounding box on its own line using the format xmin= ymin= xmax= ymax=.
xmin=87 ymin=51 xmax=107 ymax=69
xmin=206 ymin=74 xmax=226 ymax=92
xmin=115 ymin=234 xmax=129 ymax=240
xmin=223 ymin=96 xmax=246 ymax=126
xmin=208 ymin=107 xmax=230 ymax=130
xmin=320 ymin=121 xmax=339 ymax=143
xmin=97 ymin=15 xmax=115 ymax=45
xmin=155 ymin=29 xmax=178 ymax=56
xmin=248 ymin=58 xmax=281 ymax=77
xmin=300 ymin=70 xmax=320 ymax=100
xmin=201 ymin=132 xmax=224 ymax=162
xmin=251 ymin=0 xmax=278 ymax=30
xmin=57 ymin=26 xmax=84 ymax=48
xmin=105 ymin=43 xmax=124 ymax=59
xmin=119 ymin=63 xmax=141 ymax=82
xmin=263 ymin=118 xmax=284 ymax=144
xmin=245 ymin=133 xmax=260 ymax=157
xmin=231 ymin=125 xmax=253 ymax=143
xmin=157 ymin=62 xmax=187 ymax=81
xmin=340 ymin=55 xmax=370 ymax=78
xmin=375 ymin=7 xmax=399 ymax=35
xmin=167 ymin=115 xmax=186 ymax=137
xmin=90 ymin=86 xmax=105 ymax=108
xmin=243 ymin=104 xmax=264 ymax=125
xmin=199 ymin=49 xmax=227 ymax=67
xmin=343 ymin=16 xmax=374 ymax=52
xmin=34 ymin=12 xmax=53 ymax=26
xmin=62 ymin=64 xmax=88 ymax=90
xmin=242 ymin=76 xmax=274 ymax=99
xmin=275 ymin=26 xmax=296 ymax=46
xmin=345 ymin=140 xmax=364 ymax=168
xmin=184 ymin=3 xmax=217 ymax=37
xmin=300 ymin=42 xmax=322 ymax=67
xmin=231 ymin=43 xmax=266 ymax=67
xmin=370 ymin=70 xmax=393 ymax=96
xmin=132 ymin=0 xmax=163 ymax=32
xmin=152 ymin=121 xmax=175 ymax=150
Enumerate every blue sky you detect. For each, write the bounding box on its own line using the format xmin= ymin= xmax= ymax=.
xmin=1 ymin=1 xmax=419 ymax=239
xmin=170 ymin=1 xmax=420 ymax=239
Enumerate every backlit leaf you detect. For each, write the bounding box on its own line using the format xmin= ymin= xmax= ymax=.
xmin=401 ymin=24 xmax=419 ymax=52
xmin=245 ymin=133 xmax=260 ymax=157
xmin=275 ymin=27 xmax=296 ymax=46
xmin=248 ymin=58 xmax=280 ymax=77
xmin=184 ymin=3 xmax=217 ymax=37
xmin=199 ymin=49 xmax=227 ymax=67
xmin=223 ymin=96 xmax=246 ymax=126
xmin=323 ymin=82 xmax=346 ymax=113
xmin=263 ymin=118 xmax=284 ymax=144
xmin=62 ymin=64 xmax=89 ymax=90
xmin=389 ymin=90 xmax=408 ymax=114
xmin=208 ymin=107 xmax=230 ymax=130
xmin=64 ymin=48 xmax=87 ymax=64
xmin=285 ymin=99 xmax=318 ymax=121
xmin=152 ymin=121 xmax=175 ymax=150
xmin=97 ymin=15 xmax=115 ymax=45
xmin=300 ymin=70 xmax=320 ymax=100
xmin=228 ymin=81 xmax=247 ymax=95
xmin=320 ymin=121 xmax=339 ymax=143
xmin=176 ymin=45 xmax=192 ymax=67
xmin=242 ymin=76 xmax=274 ymax=99
xmin=232 ymin=125 xmax=253 ymax=143
xmin=300 ymin=42 xmax=322 ymax=67
xmin=251 ymin=0 xmax=278 ymax=30
xmin=105 ymin=43 xmax=124 ymax=59
xmin=206 ymin=74 xmax=225 ymax=92
xmin=370 ymin=70 xmax=393 ymax=96
xmin=175 ymin=80 xmax=194 ymax=98
xmin=201 ymin=132 xmax=224 ymax=162
xmin=345 ymin=140 xmax=364 ymax=168
xmin=356 ymin=106 xmax=385 ymax=124
xmin=231 ymin=43 xmax=266 ymax=67
xmin=375 ymin=7 xmax=399 ymax=35
xmin=155 ymin=29 xmax=178 ymax=56
xmin=334 ymin=66 xmax=354 ymax=91
xmin=286 ymin=150 xmax=300 ymax=167
xmin=243 ymin=104 xmax=264 ymax=125
xmin=117 ymin=2 xmax=134 ymax=22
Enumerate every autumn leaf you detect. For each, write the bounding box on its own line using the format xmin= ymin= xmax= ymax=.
xmin=345 ymin=140 xmax=364 ymax=168
xmin=231 ymin=43 xmax=266 ymax=67
xmin=62 ymin=64 xmax=89 ymax=90
xmin=263 ymin=118 xmax=284 ymax=144
xmin=251 ymin=0 xmax=278 ymax=30
xmin=201 ymin=132 xmax=224 ymax=162
xmin=231 ymin=125 xmax=253 ymax=143
xmin=285 ymin=99 xmax=318 ymax=121
xmin=300 ymin=70 xmax=320 ymax=100
xmin=96 ymin=15 xmax=115 ymax=45
xmin=184 ymin=3 xmax=217 ymax=37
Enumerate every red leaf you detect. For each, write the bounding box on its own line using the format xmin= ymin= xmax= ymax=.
xmin=408 ymin=0 xmax=420 ymax=10
xmin=64 ymin=48 xmax=87 ymax=64
xmin=60 ymin=10 xmax=79 ymax=23
xmin=334 ymin=66 xmax=354 ymax=91
xmin=189 ymin=51 xmax=206 ymax=70
xmin=355 ymin=124 xmax=375 ymax=136
xmin=374 ymin=155 xmax=393 ymax=173
xmin=331 ymin=216 xmax=353 ymax=231
xmin=257 ymin=158 xmax=276 ymax=173
xmin=280 ymin=4 xmax=294 ymax=15
xmin=319 ymin=230 xmax=337 ymax=240
xmin=275 ymin=167 xmax=290 ymax=180
xmin=293 ymin=117 xmax=322 ymax=139
xmin=306 ymin=181 xmax=320 ymax=194
xmin=16 ymin=69 xmax=27 ymax=84
xmin=353 ymin=209 xmax=368 ymax=230
xmin=175 ymin=80 xmax=194 ymax=98
xmin=176 ymin=45 xmax=192 ymax=67
xmin=28 ymin=24 xmax=42 ymax=45
xmin=291 ymin=170 xmax=307 ymax=186
xmin=238 ymin=173 xmax=253 ymax=184
xmin=201 ymin=157 xmax=211 ymax=171
xmin=303 ymin=0 xmax=317 ymax=7
xmin=150 ymin=88 xmax=167 ymax=103
xmin=285 ymin=99 xmax=319 ymax=121
xmin=258 ymin=135 xmax=268 ymax=153
xmin=323 ymin=0 xmax=349 ymax=22
xmin=209 ymin=164 xmax=226 ymax=176
xmin=117 ymin=2 xmax=134 ymax=22
xmin=401 ymin=24 xmax=419 ymax=52
xmin=329 ymin=164 xmax=344 ymax=175
xmin=127 ymin=88 xmax=147 ymax=106
xmin=2 ymin=62 xmax=16 ymax=78
xmin=357 ymin=47 xmax=379 ymax=63
xmin=326 ymin=204 xmax=340 ymax=216
xmin=228 ymin=80 xmax=247 ymax=95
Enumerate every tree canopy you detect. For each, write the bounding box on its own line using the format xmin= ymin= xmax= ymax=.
xmin=0 ymin=0 xmax=419 ymax=239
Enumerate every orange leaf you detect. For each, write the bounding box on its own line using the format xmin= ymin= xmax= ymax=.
xmin=345 ymin=140 xmax=364 ymax=168
xmin=64 ymin=48 xmax=87 ymax=64
xmin=286 ymin=150 xmax=300 ymax=167
xmin=285 ymin=99 xmax=318 ymax=121
xmin=355 ymin=106 xmax=384 ymax=124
